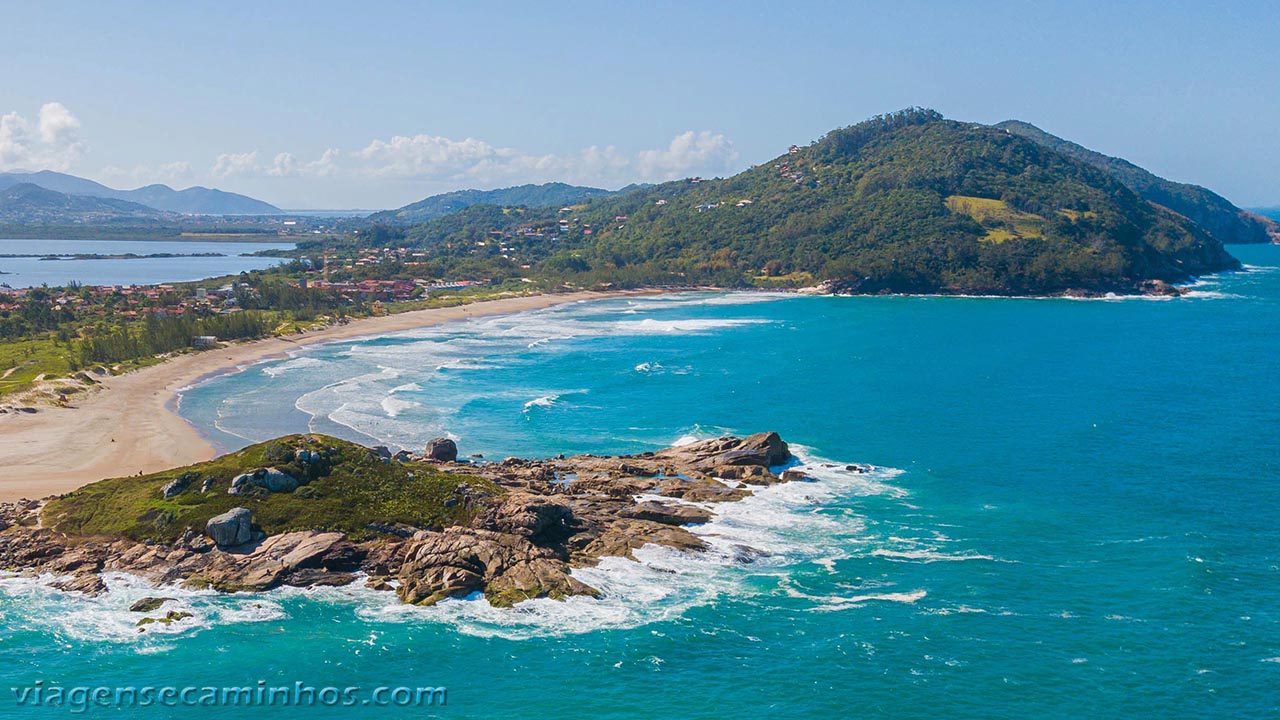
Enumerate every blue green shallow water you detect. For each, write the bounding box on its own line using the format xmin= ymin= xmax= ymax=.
xmin=3 ymin=245 xmax=1279 ymax=718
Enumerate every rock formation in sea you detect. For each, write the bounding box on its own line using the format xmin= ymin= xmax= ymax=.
xmin=0 ymin=432 xmax=810 ymax=608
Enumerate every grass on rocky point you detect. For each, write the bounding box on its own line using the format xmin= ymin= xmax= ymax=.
xmin=42 ymin=434 xmax=500 ymax=543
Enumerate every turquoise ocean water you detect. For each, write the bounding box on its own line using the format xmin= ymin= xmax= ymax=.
xmin=2 ymin=245 xmax=1278 ymax=718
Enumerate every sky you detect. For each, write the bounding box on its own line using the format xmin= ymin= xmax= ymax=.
xmin=2 ymin=1 xmax=1277 ymax=210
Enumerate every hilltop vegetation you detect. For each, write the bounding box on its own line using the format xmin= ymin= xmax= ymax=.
xmin=366 ymin=182 xmax=628 ymax=225
xmin=42 ymin=434 xmax=495 ymax=543
xmin=995 ymin=120 xmax=1277 ymax=244
xmin=351 ymin=109 xmax=1238 ymax=295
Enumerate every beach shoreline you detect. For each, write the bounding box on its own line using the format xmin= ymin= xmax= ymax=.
xmin=0 ymin=289 xmax=656 ymax=503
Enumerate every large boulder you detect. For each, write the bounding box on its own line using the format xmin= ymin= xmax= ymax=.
xmin=230 ymin=532 xmax=358 ymax=591
xmin=228 ymin=467 xmax=299 ymax=495
xmin=702 ymin=432 xmax=792 ymax=469
xmin=740 ymin=431 xmax=792 ymax=466
xmin=619 ymin=501 xmax=713 ymax=526
xmin=424 ymin=437 xmax=458 ymax=462
xmin=206 ymin=508 xmax=253 ymax=548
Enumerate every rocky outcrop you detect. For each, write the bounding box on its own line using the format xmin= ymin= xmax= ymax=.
xmin=189 ymin=531 xmax=363 ymax=592
xmin=0 ymin=433 xmax=813 ymax=609
xmin=229 ymin=468 xmax=299 ymax=495
xmin=1136 ymin=279 xmax=1187 ymax=297
xmin=394 ymin=527 xmax=596 ymax=607
xmin=129 ymin=597 xmax=174 ymax=612
xmin=205 ymin=508 xmax=252 ymax=548
xmin=424 ymin=437 xmax=458 ymax=462
xmin=50 ymin=573 xmax=107 ymax=597
xmin=161 ymin=473 xmax=198 ymax=499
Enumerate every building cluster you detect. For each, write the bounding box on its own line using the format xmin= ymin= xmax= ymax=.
xmin=0 ymin=283 xmax=240 ymax=318
xmin=777 ymin=159 xmax=806 ymax=184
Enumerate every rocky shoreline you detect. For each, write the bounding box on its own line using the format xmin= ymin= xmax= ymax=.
xmin=804 ymin=277 xmax=1192 ymax=298
xmin=0 ymin=432 xmax=827 ymax=612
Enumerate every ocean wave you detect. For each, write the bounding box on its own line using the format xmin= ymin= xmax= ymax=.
xmin=380 ymin=396 xmax=420 ymax=418
xmin=869 ymin=548 xmax=997 ymax=563
xmin=610 ymin=318 xmax=770 ymax=334
xmin=261 ymin=355 xmax=327 ymax=377
xmin=523 ymin=394 xmax=558 ymax=411
xmin=605 ymin=292 xmax=791 ymax=314
xmin=807 ymin=589 xmax=928 ymax=611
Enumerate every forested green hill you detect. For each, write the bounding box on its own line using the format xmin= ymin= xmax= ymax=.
xmin=349 ymin=109 xmax=1241 ymax=295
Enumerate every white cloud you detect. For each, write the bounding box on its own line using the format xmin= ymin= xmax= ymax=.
xmin=208 ymin=129 xmax=738 ymax=193
xmin=351 ymin=134 xmax=538 ymax=181
xmin=265 ymin=149 xmax=340 ymax=178
xmin=0 ymin=102 xmax=86 ymax=171
xmin=636 ymin=131 xmax=738 ymax=181
xmin=211 ymin=150 xmax=260 ymax=179
xmin=213 ymin=148 xmax=341 ymax=179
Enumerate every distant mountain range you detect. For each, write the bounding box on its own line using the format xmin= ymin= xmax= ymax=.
xmin=0 ymin=183 xmax=171 ymax=225
xmin=995 ymin=121 xmax=1277 ymax=244
xmin=0 ymin=170 xmax=281 ymax=216
xmin=367 ymin=182 xmax=635 ymax=224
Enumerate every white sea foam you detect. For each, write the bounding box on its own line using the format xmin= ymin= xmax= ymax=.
xmin=0 ymin=573 xmax=286 ymax=646
xmin=869 ymin=548 xmax=997 ymax=563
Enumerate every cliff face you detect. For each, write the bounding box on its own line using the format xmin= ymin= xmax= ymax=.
xmin=0 ymin=432 xmax=818 ymax=612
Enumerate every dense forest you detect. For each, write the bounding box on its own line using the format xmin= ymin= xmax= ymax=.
xmin=330 ymin=109 xmax=1239 ymax=295
xmin=75 ymin=311 xmax=270 ymax=365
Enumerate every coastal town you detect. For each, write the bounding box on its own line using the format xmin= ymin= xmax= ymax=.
xmin=0 ymin=251 xmax=489 ymax=323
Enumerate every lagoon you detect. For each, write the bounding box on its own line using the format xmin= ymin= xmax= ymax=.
xmin=0 ymin=238 xmax=294 ymax=288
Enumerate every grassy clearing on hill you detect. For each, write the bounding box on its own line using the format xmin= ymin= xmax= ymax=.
xmin=944 ymin=195 xmax=1047 ymax=243
xmin=42 ymin=434 xmax=499 ymax=543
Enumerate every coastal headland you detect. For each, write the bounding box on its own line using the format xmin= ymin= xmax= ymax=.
xmin=0 ymin=430 xmax=808 ymax=609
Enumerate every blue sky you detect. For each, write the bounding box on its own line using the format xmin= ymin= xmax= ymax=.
xmin=2 ymin=1 xmax=1276 ymax=209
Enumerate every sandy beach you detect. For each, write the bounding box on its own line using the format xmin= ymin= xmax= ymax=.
xmin=0 ymin=290 xmax=647 ymax=502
